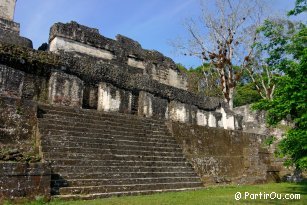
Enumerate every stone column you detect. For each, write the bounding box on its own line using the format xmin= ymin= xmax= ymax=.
xmin=48 ymin=71 xmax=84 ymax=108
xmin=0 ymin=0 xmax=17 ymax=21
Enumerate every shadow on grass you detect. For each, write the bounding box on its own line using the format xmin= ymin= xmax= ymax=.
xmin=282 ymin=181 xmax=307 ymax=195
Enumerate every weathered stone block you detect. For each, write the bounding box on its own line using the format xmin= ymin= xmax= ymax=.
xmin=208 ymin=112 xmax=222 ymax=128
xmin=0 ymin=18 xmax=19 ymax=34
xmin=48 ymin=71 xmax=83 ymax=108
xmin=138 ymin=91 xmax=168 ymax=119
xmin=0 ymin=162 xmax=51 ymax=200
xmin=98 ymin=82 xmax=132 ymax=113
xmin=169 ymin=101 xmax=197 ymax=123
xmin=127 ymin=55 xmax=145 ymax=69
xmin=0 ymin=64 xmax=24 ymax=98
xmin=168 ymin=68 xmax=188 ymax=90
xmin=234 ymin=104 xmax=268 ymax=134
xmin=196 ymin=109 xmax=208 ymax=126
xmin=0 ymin=28 xmax=33 ymax=48
xmin=21 ymin=74 xmax=49 ymax=102
xmin=0 ymin=0 xmax=16 ymax=21
xmin=220 ymin=107 xmax=235 ymax=130
xmin=169 ymin=101 xmax=188 ymax=123
xmin=49 ymin=37 xmax=115 ymax=60
xmin=0 ymin=97 xmax=38 ymax=162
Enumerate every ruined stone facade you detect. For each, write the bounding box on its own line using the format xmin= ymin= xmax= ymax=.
xmin=0 ymin=0 xmax=32 ymax=48
xmin=0 ymin=1 xmax=281 ymax=201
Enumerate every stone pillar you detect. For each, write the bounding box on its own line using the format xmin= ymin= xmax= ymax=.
xmin=48 ymin=71 xmax=84 ymax=108
xmin=0 ymin=0 xmax=17 ymax=21
xmin=169 ymin=101 xmax=189 ymax=123
xmin=208 ymin=112 xmax=223 ymax=128
xmin=221 ymin=108 xmax=235 ymax=130
xmin=138 ymin=91 xmax=168 ymax=119
xmin=196 ymin=110 xmax=207 ymax=126
xmin=138 ymin=91 xmax=153 ymax=117
xmin=97 ymin=82 xmax=134 ymax=113
xmin=98 ymin=82 xmax=121 ymax=112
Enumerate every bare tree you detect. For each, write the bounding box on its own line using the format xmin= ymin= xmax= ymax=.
xmin=246 ymin=51 xmax=277 ymax=100
xmin=172 ymin=0 xmax=265 ymax=109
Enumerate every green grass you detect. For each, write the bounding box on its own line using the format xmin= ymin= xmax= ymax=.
xmin=4 ymin=182 xmax=307 ymax=205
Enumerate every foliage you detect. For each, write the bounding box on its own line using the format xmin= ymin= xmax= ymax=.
xmin=177 ymin=63 xmax=222 ymax=97
xmin=253 ymin=25 xmax=307 ymax=169
xmin=263 ymin=135 xmax=277 ymax=146
xmin=233 ymin=82 xmax=262 ymax=107
xmin=288 ymin=0 xmax=307 ymax=16
xmin=38 ymin=43 xmax=48 ymax=51
xmin=245 ymin=19 xmax=299 ymax=100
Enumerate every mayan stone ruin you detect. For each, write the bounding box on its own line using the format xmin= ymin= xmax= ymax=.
xmin=0 ymin=0 xmax=283 ymax=201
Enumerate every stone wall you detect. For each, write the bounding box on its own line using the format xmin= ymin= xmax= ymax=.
xmin=0 ymin=0 xmax=33 ymax=48
xmin=0 ymin=97 xmax=39 ymax=160
xmin=0 ymin=162 xmax=51 ymax=201
xmin=0 ymin=41 xmax=242 ymax=130
xmin=48 ymin=71 xmax=83 ymax=108
xmin=49 ymin=21 xmax=188 ymax=91
xmin=233 ymin=104 xmax=267 ymax=135
xmin=169 ymin=122 xmax=280 ymax=184
xmin=233 ymin=104 xmax=296 ymax=180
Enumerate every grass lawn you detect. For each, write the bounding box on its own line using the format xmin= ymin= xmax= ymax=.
xmin=4 ymin=182 xmax=307 ymax=205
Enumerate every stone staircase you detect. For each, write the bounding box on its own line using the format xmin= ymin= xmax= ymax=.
xmin=37 ymin=105 xmax=203 ymax=199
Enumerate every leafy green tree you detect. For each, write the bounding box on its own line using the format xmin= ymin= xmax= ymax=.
xmin=253 ymin=25 xmax=307 ymax=169
xmin=288 ymin=0 xmax=307 ymax=16
xmin=234 ymin=82 xmax=262 ymax=107
xmin=177 ymin=63 xmax=222 ymax=97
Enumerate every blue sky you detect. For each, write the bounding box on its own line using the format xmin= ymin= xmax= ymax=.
xmin=14 ymin=0 xmax=304 ymax=68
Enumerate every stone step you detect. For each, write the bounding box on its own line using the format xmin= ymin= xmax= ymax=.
xmin=41 ymin=139 xmax=182 ymax=152
xmin=41 ymin=134 xmax=180 ymax=148
xmin=48 ymin=159 xmax=192 ymax=167
xmin=38 ymin=104 xmax=166 ymax=125
xmin=39 ymin=123 xmax=147 ymax=137
xmin=53 ymin=187 xmax=203 ymax=200
xmin=42 ymin=113 xmax=167 ymax=131
xmin=38 ymin=104 xmax=203 ymax=198
xmin=57 ymin=182 xmax=203 ymax=195
xmin=52 ymin=172 xmax=199 ymax=180
xmin=41 ymin=146 xmax=185 ymax=157
xmin=43 ymin=152 xmax=187 ymax=162
xmin=38 ymin=123 xmax=168 ymax=139
xmin=39 ymin=118 xmax=156 ymax=135
xmin=40 ymin=130 xmax=177 ymax=144
xmin=52 ymin=176 xmax=201 ymax=187
xmin=51 ymin=165 xmax=195 ymax=174
xmin=41 ymin=112 xmax=168 ymax=133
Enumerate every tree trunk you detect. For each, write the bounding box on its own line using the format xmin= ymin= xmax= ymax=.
xmin=228 ymin=87 xmax=234 ymax=110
